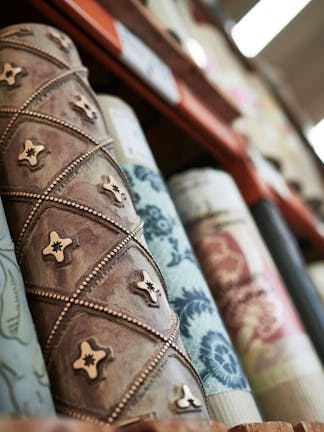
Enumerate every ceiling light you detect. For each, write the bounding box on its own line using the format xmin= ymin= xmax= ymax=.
xmin=231 ymin=0 xmax=312 ymax=57
xmin=306 ymin=118 xmax=324 ymax=163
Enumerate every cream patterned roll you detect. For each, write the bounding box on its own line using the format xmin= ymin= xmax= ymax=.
xmin=97 ymin=95 xmax=262 ymax=426
xmin=0 ymin=199 xmax=55 ymax=415
xmin=168 ymin=168 xmax=324 ymax=422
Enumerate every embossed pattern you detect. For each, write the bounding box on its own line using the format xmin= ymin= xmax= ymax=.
xmin=0 ymin=24 xmax=208 ymax=425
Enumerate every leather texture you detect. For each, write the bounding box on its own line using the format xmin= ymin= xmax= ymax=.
xmin=230 ymin=423 xmax=293 ymax=432
xmin=122 ymin=419 xmax=227 ymax=432
xmin=294 ymin=423 xmax=324 ymax=432
xmin=250 ymin=199 xmax=324 ymax=361
xmin=0 ymin=198 xmax=55 ymax=415
xmin=0 ymin=419 xmax=114 ymax=432
xmin=0 ymin=419 xmax=227 ymax=432
xmin=0 ymin=23 xmax=208 ymax=426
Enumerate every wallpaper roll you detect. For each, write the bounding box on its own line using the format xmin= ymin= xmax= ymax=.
xmin=144 ymin=0 xmax=208 ymax=69
xmin=0 ymin=419 xmax=113 ymax=432
xmin=168 ymin=168 xmax=324 ymax=422
xmin=307 ymin=262 xmax=324 ymax=306
xmin=121 ymin=419 xmax=227 ymax=432
xmin=97 ymin=95 xmax=262 ymax=426
xmin=250 ymin=200 xmax=324 ymax=361
xmin=0 ymin=23 xmax=208 ymax=425
xmin=0 ymin=199 xmax=55 ymax=416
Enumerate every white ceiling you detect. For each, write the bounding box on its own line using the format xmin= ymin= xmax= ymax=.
xmin=219 ymin=0 xmax=324 ymax=126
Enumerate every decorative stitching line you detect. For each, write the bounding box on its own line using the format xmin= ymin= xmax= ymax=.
xmin=0 ymin=30 xmax=207 ymax=417
xmin=2 ymin=191 xmax=166 ymax=292
xmin=0 ymin=107 xmax=109 ymax=147
xmin=0 ymin=37 xmax=73 ymax=69
xmin=106 ymin=324 xmax=179 ymax=423
xmin=0 ymin=67 xmax=87 ymax=156
xmin=27 ymin=285 xmax=204 ymax=403
xmin=42 ymin=226 xmax=140 ymax=359
xmin=0 ymin=36 xmax=99 ymax=102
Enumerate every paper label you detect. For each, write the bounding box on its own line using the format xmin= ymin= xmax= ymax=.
xmin=108 ymin=107 xmax=158 ymax=171
xmin=190 ymin=213 xmax=323 ymax=392
xmin=116 ymin=21 xmax=180 ymax=105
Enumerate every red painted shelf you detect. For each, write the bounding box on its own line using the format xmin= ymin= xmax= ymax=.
xmin=27 ymin=0 xmax=324 ymax=252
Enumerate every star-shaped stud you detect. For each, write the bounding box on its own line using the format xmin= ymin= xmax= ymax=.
xmin=72 ymin=95 xmax=97 ymax=121
xmin=17 ymin=139 xmax=45 ymax=167
xmin=0 ymin=63 xmax=22 ymax=86
xmin=134 ymin=270 xmax=161 ymax=307
xmin=48 ymin=30 xmax=71 ymax=51
xmin=102 ymin=176 xmax=125 ymax=205
xmin=42 ymin=231 xmax=73 ymax=263
xmin=73 ymin=340 xmax=110 ymax=380
xmin=175 ymin=384 xmax=202 ymax=412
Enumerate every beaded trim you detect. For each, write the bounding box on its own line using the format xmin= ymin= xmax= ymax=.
xmin=0 ymin=26 xmax=207 ymax=422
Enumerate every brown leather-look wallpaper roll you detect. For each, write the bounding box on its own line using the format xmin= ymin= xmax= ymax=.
xmin=168 ymin=169 xmax=324 ymax=422
xmin=122 ymin=419 xmax=227 ymax=432
xmin=0 ymin=23 xmax=208 ymax=426
xmin=0 ymin=419 xmax=113 ymax=432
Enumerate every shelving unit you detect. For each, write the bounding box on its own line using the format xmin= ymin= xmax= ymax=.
xmin=3 ymin=0 xmax=321 ymax=255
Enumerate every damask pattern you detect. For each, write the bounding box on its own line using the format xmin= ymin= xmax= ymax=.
xmin=0 ymin=200 xmax=54 ymax=415
xmin=123 ymin=165 xmax=250 ymax=394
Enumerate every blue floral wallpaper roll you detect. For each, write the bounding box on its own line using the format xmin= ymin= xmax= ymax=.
xmin=98 ymin=95 xmax=262 ymax=424
xmin=124 ymin=165 xmax=248 ymax=394
xmin=0 ymin=199 xmax=55 ymax=415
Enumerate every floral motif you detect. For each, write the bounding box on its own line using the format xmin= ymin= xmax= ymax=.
xmin=199 ymin=331 xmax=248 ymax=390
xmin=124 ymin=170 xmax=140 ymax=205
xmin=172 ymin=288 xmax=213 ymax=338
xmin=48 ymin=30 xmax=71 ymax=51
xmin=102 ymin=175 xmax=125 ymax=205
xmin=137 ymin=204 xmax=173 ymax=242
xmin=72 ymin=95 xmax=97 ymax=121
xmin=73 ymin=340 xmax=109 ymax=380
xmin=133 ymin=270 xmax=161 ymax=307
xmin=42 ymin=231 xmax=73 ymax=263
xmin=134 ymin=166 xmax=165 ymax=192
xmin=0 ymin=63 xmax=22 ymax=86
xmin=174 ymin=384 xmax=202 ymax=412
xmin=18 ymin=139 xmax=45 ymax=168
xmin=167 ymin=237 xmax=194 ymax=267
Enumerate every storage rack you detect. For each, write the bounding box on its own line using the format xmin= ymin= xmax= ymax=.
xmin=4 ymin=0 xmax=324 ymax=255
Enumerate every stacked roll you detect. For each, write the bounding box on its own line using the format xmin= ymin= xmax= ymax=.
xmin=168 ymin=168 xmax=324 ymax=422
xmin=0 ymin=23 xmax=208 ymax=426
xmin=307 ymin=263 xmax=324 ymax=306
xmin=98 ymin=95 xmax=262 ymax=426
xmin=0 ymin=199 xmax=54 ymax=415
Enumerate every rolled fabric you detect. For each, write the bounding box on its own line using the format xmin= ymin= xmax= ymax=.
xmin=0 ymin=23 xmax=208 ymax=425
xmin=143 ymin=0 xmax=208 ymax=69
xmin=0 ymin=199 xmax=55 ymax=416
xmin=122 ymin=419 xmax=226 ymax=432
xmin=169 ymin=168 xmax=324 ymax=422
xmin=294 ymin=423 xmax=324 ymax=432
xmin=307 ymin=262 xmax=324 ymax=306
xmin=250 ymin=200 xmax=324 ymax=360
xmin=0 ymin=419 xmax=113 ymax=432
xmin=230 ymin=423 xmax=293 ymax=432
xmin=97 ymin=95 xmax=262 ymax=426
